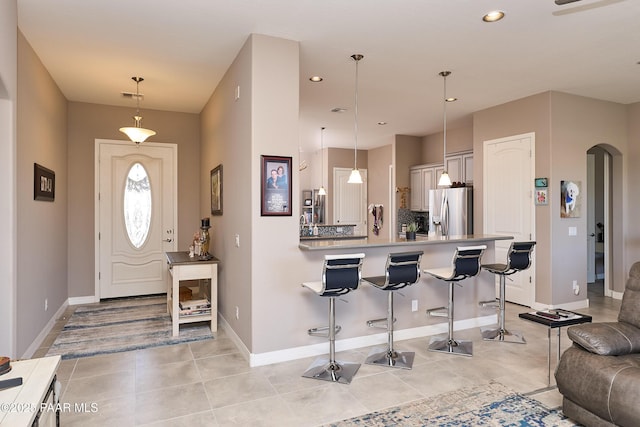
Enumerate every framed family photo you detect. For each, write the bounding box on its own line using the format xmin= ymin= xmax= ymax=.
xmin=34 ymin=163 xmax=55 ymax=202
xmin=211 ymin=164 xmax=223 ymax=215
xmin=261 ymin=155 xmax=292 ymax=216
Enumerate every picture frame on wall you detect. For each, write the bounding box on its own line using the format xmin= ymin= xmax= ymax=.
xmin=561 ymin=180 xmax=581 ymax=218
xmin=211 ymin=164 xmax=223 ymax=215
xmin=34 ymin=163 xmax=55 ymax=202
xmin=261 ymin=155 xmax=292 ymax=216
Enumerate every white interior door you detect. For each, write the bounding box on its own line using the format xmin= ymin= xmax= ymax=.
xmin=483 ymin=133 xmax=535 ymax=307
xmin=97 ymin=140 xmax=177 ymax=299
xmin=333 ymin=167 xmax=367 ymax=236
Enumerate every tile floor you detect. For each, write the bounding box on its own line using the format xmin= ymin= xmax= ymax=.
xmin=33 ymin=282 xmax=619 ymax=426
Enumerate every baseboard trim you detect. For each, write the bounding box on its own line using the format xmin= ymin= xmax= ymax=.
xmin=247 ymin=314 xmax=497 ymax=367
xmin=22 ymin=300 xmax=69 ymax=359
xmin=68 ymin=295 xmax=99 ymax=305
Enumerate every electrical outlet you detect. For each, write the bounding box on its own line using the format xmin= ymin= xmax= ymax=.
xmin=235 ymin=85 xmax=240 ymax=101
xmin=44 ymin=298 xmax=48 ymax=311
xmin=235 ymin=306 xmax=240 ymax=320
xmin=573 ymin=280 xmax=580 ymax=295
xmin=235 ymin=234 xmax=240 ymax=248
xmin=411 ymin=299 xmax=418 ymax=312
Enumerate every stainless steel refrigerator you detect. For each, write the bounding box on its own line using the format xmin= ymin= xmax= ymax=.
xmin=428 ymin=187 xmax=473 ymax=236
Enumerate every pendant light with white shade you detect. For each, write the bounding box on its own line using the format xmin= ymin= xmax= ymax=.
xmin=437 ymin=71 xmax=453 ymax=187
xmin=347 ymin=54 xmax=364 ymax=184
xmin=318 ymin=127 xmax=327 ymax=196
xmin=119 ymin=76 xmax=156 ymax=145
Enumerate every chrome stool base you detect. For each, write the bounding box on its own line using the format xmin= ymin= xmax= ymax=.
xmin=428 ymin=336 xmax=473 ymax=357
xmin=302 ymin=358 xmax=361 ymax=384
xmin=365 ymin=348 xmax=415 ymax=369
xmin=481 ymin=327 xmax=526 ymax=344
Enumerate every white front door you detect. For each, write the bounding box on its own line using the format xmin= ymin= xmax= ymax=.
xmin=483 ymin=133 xmax=535 ymax=307
xmin=97 ymin=140 xmax=177 ymax=299
xmin=333 ymin=167 xmax=367 ymax=236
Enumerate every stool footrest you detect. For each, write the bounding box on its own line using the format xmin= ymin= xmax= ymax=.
xmin=366 ymin=317 xmax=396 ymax=328
xmin=427 ymin=307 xmax=448 ymax=318
xmin=479 ymin=299 xmax=499 ymax=308
xmin=307 ymin=325 xmax=341 ymax=338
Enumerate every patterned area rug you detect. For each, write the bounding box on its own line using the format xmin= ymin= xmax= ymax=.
xmin=327 ymin=381 xmax=576 ymax=426
xmin=46 ymin=296 xmax=213 ymax=359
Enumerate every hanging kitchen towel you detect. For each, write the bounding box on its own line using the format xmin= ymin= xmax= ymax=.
xmin=368 ymin=204 xmax=383 ymax=235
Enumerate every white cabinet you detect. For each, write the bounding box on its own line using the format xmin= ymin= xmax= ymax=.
xmin=409 ymin=165 xmax=437 ymax=211
xmin=409 ymin=151 xmax=473 ymax=212
xmin=445 ymin=152 xmax=473 ymax=184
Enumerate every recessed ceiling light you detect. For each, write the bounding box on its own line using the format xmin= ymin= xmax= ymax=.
xmin=446 ymin=97 xmax=458 ymax=102
xmin=483 ymin=10 xmax=505 ymax=22
xmin=331 ymin=107 xmax=347 ymax=113
xmin=309 ymin=76 xmax=323 ymax=82
xmin=377 ymin=121 xmax=387 ymax=126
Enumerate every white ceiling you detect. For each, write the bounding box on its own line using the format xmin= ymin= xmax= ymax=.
xmin=17 ymin=0 xmax=640 ymax=151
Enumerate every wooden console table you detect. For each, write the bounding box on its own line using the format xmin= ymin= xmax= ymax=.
xmin=165 ymin=251 xmax=219 ymax=337
xmin=0 ymin=355 xmax=61 ymax=426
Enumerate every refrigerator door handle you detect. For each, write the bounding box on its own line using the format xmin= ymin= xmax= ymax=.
xmin=441 ymin=192 xmax=449 ymax=236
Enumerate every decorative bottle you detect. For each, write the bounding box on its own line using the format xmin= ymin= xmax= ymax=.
xmin=200 ymin=218 xmax=211 ymax=255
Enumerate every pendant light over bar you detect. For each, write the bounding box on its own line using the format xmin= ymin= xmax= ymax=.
xmin=318 ymin=127 xmax=327 ymax=195
xmin=438 ymin=71 xmax=453 ymax=187
xmin=120 ymin=76 xmax=156 ymax=145
xmin=348 ymin=54 xmax=364 ymax=184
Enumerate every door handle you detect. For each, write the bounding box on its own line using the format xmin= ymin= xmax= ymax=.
xmin=163 ymin=238 xmax=173 ymax=242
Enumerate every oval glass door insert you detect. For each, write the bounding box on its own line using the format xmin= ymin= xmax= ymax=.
xmin=124 ymin=162 xmax=152 ymax=248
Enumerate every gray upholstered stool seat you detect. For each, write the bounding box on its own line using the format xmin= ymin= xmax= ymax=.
xmin=362 ymin=251 xmax=423 ymax=369
xmin=301 ymin=253 xmax=365 ymax=384
xmin=479 ymin=241 xmax=536 ymax=344
xmin=423 ymin=245 xmax=486 ymax=357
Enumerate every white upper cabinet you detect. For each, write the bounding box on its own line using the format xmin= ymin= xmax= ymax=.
xmin=409 ymin=151 xmax=473 ymax=211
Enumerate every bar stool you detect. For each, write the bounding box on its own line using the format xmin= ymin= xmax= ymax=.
xmin=423 ymin=245 xmax=486 ymax=357
xmin=363 ymin=251 xmax=423 ymax=369
xmin=301 ymin=253 xmax=365 ymax=384
xmin=479 ymin=241 xmax=536 ymax=344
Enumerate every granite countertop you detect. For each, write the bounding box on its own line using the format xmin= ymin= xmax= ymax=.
xmin=298 ymin=234 xmax=513 ymax=251
xmin=299 ymin=235 xmax=367 ymax=241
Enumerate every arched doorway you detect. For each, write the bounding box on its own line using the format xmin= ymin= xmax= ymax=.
xmin=586 ymin=144 xmax=619 ymax=299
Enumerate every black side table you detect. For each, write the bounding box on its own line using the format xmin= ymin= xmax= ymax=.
xmin=519 ymin=310 xmax=592 ymax=386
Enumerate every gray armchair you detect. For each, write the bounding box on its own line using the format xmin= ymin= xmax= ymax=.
xmin=555 ymin=262 xmax=640 ymax=426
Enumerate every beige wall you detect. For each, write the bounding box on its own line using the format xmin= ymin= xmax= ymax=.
xmin=394 ymin=135 xmax=421 ymax=210
xmin=474 ymin=91 xmax=629 ymax=306
xmin=67 ymin=104 xmax=200 ymax=298
xmin=549 ymin=92 xmax=627 ymax=300
xmin=367 ymin=144 xmax=392 ymax=242
xmin=16 ymin=31 xmax=68 ymax=356
xmin=200 ymin=34 xmax=254 ymax=349
xmin=421 ymin=124 xmax=473 ymax=165
xmin=627 ymin=103 xmax=640 ymax=264
xmin=0 ymin=0 xmax=17 ymax=357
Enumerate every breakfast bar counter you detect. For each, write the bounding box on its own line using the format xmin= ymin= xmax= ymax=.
xmin=299 ymin=234 xmax=512 ymax=251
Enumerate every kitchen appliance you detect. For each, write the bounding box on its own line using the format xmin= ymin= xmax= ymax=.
xmin=428 ymin=187 xmax=473 ymax=236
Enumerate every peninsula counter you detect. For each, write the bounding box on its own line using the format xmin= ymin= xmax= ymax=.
xmin=294 ymin=234 xmax=513 ymax=362
xmin=299 ymin=234 xmax=512 ymax=251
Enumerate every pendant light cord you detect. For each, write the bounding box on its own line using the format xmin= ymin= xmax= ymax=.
xmin=443 ymin=73 xmax=447 ymax=166
xmin=352 ymin=54 xmax=363 ymax=170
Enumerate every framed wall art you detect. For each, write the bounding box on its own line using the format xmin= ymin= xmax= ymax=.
xmin=211 ymin=164 xmax=223 ymax=215
xmin=34 ymin=163 xmax=55 ymax=202
xmin=561 ymin=180 xmax=581 ymax=218
xmin=261 ymin=155 xmax=292 ymax=216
